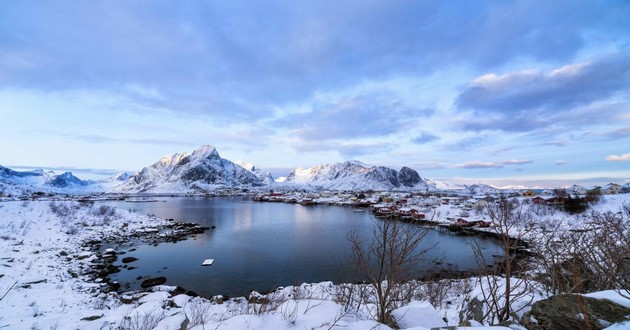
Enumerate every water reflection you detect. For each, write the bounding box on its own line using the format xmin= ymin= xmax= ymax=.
xmin=102 ymin=197 xmax=501 ymax=298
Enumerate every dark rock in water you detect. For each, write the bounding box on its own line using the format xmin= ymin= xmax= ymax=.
xmin=98 ymin=264 xmax=120 ymax=277
xmin=140 ymin=276 xmax=167 ymax=288
xmin=109 ymin=281 xmax=121 ymax=291
xmin=136 ymin=276 xmax=143 ymax=280
xmin=522 ymin=294 xmax=630 ymax=330
xmin=121 ymin=257 xmax=138 ymax=263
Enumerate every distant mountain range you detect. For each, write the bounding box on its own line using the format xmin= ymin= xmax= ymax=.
xmin=282 ymin=160 xmax=432 ymax=191
xmin=0 ymin=145 xmax=556 ymax=195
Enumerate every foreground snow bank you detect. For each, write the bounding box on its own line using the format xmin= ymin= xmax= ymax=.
xmin=0 ymin=200 xmax=171 ymax=329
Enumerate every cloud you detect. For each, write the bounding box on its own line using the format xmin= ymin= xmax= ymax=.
xmin=585 ymin=126 xmax=630 ymax=140
xmin=291 ymin=140 xmax=393 ymax=159
xmin=452 ymin=159 xmax=532 ymax=169
xmin=457 ymin=54 xmax=630 ymax=113
xmin=1 ymin=0 xmax=628 ymax=122
xmin=280 ymin=94 xmax=430 ymax=141
xmin=605 ymin=153 xmax=630 ymax=161
xmin=541 ymin=141 xmax=567 ymax=147
xmin=455 ymin=54 xmax=630 ymax=133
xmin=412 ymin=132 xmax=440 ymax=144
xmin=53 ymin=132 xmax=193 ymax=147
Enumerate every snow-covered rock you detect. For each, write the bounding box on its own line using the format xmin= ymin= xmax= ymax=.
xmin=391 ymin=301 xmax=447 ymax=329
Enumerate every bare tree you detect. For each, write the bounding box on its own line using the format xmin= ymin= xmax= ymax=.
xmin=472 ymin=197 xmax=534 ymax=324
xmin=569 ymin=211 xmax=630 ymax=299
xmin=347 ymin=218 xmax=432 ymax=325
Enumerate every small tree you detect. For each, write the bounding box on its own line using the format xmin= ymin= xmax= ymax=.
xmin=347 ymin=218 xmax=432 ymax=325
xmin=472 ymin=197 xmax=534 ymax=324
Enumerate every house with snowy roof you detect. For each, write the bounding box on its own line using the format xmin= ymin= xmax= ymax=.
xmin=602 ymin=183 xmax=621 ymax=195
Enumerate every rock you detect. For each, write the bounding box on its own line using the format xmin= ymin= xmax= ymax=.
xmin=140 ymin=276 xmax=167 ymax=288
xmin=110 ymin=281 xmax=121 ymax=291
xmin=81 ymin=314 xmax=103 ymax=321
xmin=121 ymin=257 xmax=138 ymax=263
xmin=522 ymin=294 xmax=630 ymax=330
xmin=59 ymin=251 xmax=68 ymax=256
xmin=211 ymin=295 xmax=225 ymax=304
xmin=98 ymin=264 xmax=121 ymax=277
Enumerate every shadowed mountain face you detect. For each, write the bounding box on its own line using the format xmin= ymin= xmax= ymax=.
xmin=45 ymin=172 xmax=88 ymax=188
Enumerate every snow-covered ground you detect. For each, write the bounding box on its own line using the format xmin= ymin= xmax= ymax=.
xmin=1 ymin=197 xmax=629 ymax=329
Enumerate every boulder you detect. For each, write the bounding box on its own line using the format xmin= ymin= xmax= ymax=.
xmin=522 ymin=294 xmax=630 ymax=330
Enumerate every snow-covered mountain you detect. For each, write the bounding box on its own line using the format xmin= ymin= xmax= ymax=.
xmin=114 ymin=145 xmax=266 ymax=193
xmin=283 ymin=161 xmax=433 ymax=191
xmin=0 ymin=166 xmax=103 ymax=195
xmin=45 ymin=172 xmax=90 ymax=188
xmin=423 ymin=178 xmax=465 ymax=191
xmin=235 ymin=161 xmax=274 ymax=185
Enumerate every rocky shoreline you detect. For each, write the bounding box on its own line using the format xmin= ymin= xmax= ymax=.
xmin=77 ymin=218 xmax=210 ymax=297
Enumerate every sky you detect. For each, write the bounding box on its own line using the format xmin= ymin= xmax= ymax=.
xmin=1 ymin=0 xmax=629 ymax=187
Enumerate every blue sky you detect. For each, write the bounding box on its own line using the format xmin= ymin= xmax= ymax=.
xmin=1 ymin=0 xmax=629 ymax=187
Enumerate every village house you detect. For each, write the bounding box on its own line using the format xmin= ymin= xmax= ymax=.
xmin=602 ymin=183 xmax=622 ymax=195
xmin=566 ymin=184 xmax=587 ymax=196
xmin=521 ymin=189 xmax=537 ymax=197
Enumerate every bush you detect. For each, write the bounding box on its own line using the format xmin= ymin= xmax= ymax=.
xmin=563 ymin=196 xmax=588 ymax=214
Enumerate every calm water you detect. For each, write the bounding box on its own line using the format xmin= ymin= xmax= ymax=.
xmin=102 ymin=196 xmax=501 ymax=298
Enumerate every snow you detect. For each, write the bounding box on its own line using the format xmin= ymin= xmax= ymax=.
xmin=584 ymin=290 xmax=630 ymax=308
xmin=1 ymin=193 xmax=630 ymax=329
xmin=391 ymin=301 xmax=446 ymax=328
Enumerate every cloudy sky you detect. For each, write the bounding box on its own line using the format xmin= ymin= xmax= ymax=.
xmin=1 ymin=0 xmax=629 ymax=187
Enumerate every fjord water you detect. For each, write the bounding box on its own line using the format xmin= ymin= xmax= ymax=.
xmin=104 ymin=197 xmax=501 ymax=298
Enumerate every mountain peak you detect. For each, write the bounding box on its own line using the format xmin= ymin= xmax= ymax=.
xmin=192 ymin=145 xmax=219 ymax=159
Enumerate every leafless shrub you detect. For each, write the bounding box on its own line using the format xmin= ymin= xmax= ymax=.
xmin=569 ymin=211 xmax=630 ymax=299
xmin=118 ymin=308 xmax=165 ymax=330
xmin=92 ymin=205 xmax=116 ymax=217
xmin=185 ymin=297 xmax=211 ymax=329
xmin=49 ymin=201 xmax=74 ymax=218
xmin=347 ymin=218 xmax=434 ymax=325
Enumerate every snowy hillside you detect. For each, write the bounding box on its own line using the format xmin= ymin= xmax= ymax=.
xmin=114 ymin=145 xmax=266 ymax=193
xmin=283 ymin=160 xmax=434 ymax=191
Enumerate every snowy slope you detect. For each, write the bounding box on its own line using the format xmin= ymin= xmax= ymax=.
xmin=283 ymin=160 xmax=434 ymax=191
xmin=114 ymin=145 xmax=265 ymax=193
